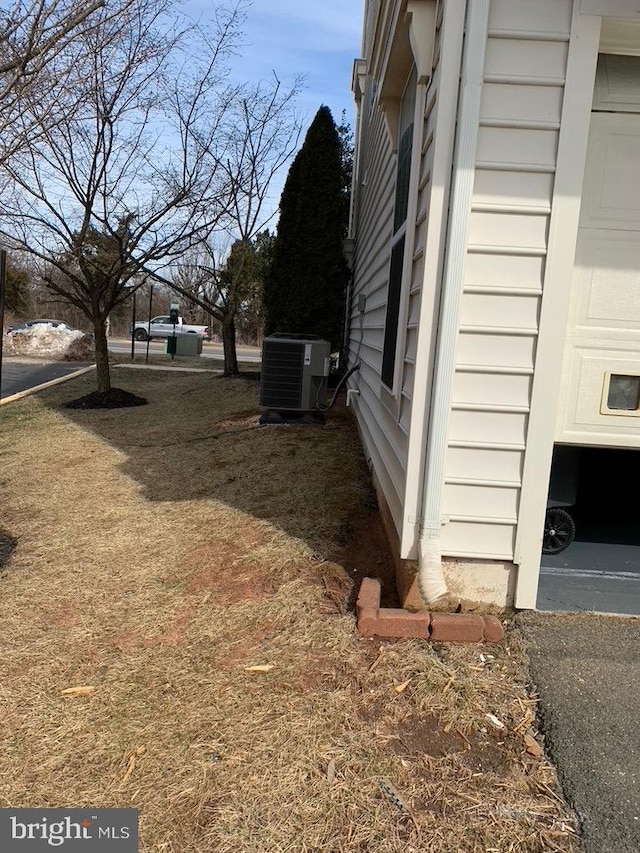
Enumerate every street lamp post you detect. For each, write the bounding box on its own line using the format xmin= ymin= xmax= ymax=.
xmin=146 ymin=284 xmax=153 ymax=364
xmin=130 ymin=291 xmax=136 ymax=361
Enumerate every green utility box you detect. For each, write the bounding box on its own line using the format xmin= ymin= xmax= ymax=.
xmin=170 ymin=332 xmax=203 ymax=357
xmin=166 ymin=335 xmax=177 ymax=356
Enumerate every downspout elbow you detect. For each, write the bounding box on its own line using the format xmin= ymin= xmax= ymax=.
xmin=418 ymin=534 xmax=448 ymax=605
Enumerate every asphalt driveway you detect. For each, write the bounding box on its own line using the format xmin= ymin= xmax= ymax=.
xmin=518 ymin=612 xmax=640 ymax=852
xmin=0 ymin=359 xmax=92 ymax=399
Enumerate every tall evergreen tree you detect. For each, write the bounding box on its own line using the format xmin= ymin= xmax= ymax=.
xmin=263 ymin=105 xmax=350 ymax=351
xmin=337 ymin=109 xmax=354 ymax=234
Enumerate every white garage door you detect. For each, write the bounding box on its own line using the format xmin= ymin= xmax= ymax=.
xmin=556 ymin=54 xmax=640 ymax=446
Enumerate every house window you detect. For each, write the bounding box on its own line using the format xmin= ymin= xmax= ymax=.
xmin=381 ymin=237 xmax=406 ymax=387
xmin=393 ymin=71 xmax=416 ymax=232
xmin=381 ymin=66 xmax=416 ymax=390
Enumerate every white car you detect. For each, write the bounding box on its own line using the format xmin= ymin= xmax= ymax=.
xmin=132 ymin=315 xmax=210 ymax=342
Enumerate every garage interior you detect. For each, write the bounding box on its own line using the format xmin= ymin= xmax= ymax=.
xmin=537 ymin=444 xmax=640 ymax=614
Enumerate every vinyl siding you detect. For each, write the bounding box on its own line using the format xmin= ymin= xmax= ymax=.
xmin=348 ymin=93 xmax=404 ymax=529
xmin=441 ymin=0 xmax=573 ymax=560
xmin=347 ymin=1 xmax=445 ymax=537
xmin=349 ymin=0 xmax=576 ymax=566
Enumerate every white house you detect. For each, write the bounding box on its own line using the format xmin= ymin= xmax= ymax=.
xmin=346 ymin=0 xmax=640 ymax=610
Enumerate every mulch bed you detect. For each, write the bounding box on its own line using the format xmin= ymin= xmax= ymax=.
xmin=63 ymin=387 xmax=148 ymax=409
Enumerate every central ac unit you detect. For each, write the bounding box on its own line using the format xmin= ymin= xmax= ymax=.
xmin=259 ymin=334 xmax=331 ymax=417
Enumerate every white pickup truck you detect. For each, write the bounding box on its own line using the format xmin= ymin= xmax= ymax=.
xmin=132 ymin=315 xmax=210 ymax=342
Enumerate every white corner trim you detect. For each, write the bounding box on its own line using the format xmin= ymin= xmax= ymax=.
xmin=418 ymin=0 xmax=491 ymax=542
xmin=513 ymin=11 xmax=602 ymax=610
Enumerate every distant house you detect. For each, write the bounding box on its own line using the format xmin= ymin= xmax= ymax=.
xmin=346 ymin=0 xmax=640 ymax=610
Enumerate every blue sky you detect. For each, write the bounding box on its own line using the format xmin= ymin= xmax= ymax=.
xmin=182 ymin=1 xmax=365 ymax=228
xmin=235 ymin=1 xmax=364 ymax=125
xmin=186 ymin=0 xmax=364 ymax=139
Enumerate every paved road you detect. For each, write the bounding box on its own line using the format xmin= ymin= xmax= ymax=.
xmin=107 ymin=338 xmax=261 ymax=362
xmin=0 ymin=359 xmax=92 ymax=399
xmin=518 ymin=612 xmax=640 ymax=853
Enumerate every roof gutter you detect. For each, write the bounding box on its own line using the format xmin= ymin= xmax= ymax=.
xmin=417 ymin=0 xmax=490 ymax=604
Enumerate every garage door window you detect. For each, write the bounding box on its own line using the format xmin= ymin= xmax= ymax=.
xmin=606 ymin=374 xmax=640 ymax=411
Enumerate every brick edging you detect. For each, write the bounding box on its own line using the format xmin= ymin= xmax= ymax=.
xmin=356 ymin=577 xmax=504 ymax=643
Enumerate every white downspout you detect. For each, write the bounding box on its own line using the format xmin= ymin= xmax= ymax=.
xmin=417 ymin=0 xmax=490 ymax=605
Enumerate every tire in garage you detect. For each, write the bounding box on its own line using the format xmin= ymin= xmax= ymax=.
xmin=542 ymin=508 xmax=576 ymax=555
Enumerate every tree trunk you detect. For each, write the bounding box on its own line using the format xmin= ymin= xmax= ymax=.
xmin=94 ymin=319 xmax=111 ymax=393
xmin=222 ymin=316 xmax=239 ymax=376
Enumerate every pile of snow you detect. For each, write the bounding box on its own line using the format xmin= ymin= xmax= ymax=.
xmin=5 ymin=323 xmax=94 ymax=361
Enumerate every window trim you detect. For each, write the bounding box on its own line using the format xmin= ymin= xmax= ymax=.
xmin=381 ymin=65 xmax=422 ymax=403
xmin=373 ymin=0 xmax=437 ymax=149
xmin=601 ymin=371 xmax=640 ymax=415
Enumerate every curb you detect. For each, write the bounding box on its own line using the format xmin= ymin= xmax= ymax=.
xmin=356 ymin=577 xmax=504 ymax=643
xmin=0 ymin=365 xmax=96 ymax=407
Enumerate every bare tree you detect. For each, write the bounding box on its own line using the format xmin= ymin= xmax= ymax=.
xmin=161 ymin=75 xmax=302 ymax=374
xmin=0 ymin=0 xmax=252 ymax=395
xmin=168 ymin=231 xmax=272 ymax=374
xmin=0 ymin=0 xmax=123 ymax=162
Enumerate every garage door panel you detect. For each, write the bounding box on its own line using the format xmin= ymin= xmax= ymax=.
xmin=556 ymin=344 xmax=640 ymax=445
xmin=560 ymin=104 xmax=640 ymax=448
xmin=572 ymin=233 xmax=640 ymax=332
xmin=594 ymin=53 xmax=640 ymax=113
xmin=580 ymin=113 xmax=640 ymax=231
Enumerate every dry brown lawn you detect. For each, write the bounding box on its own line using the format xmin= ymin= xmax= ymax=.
xmin=0 ymin=366 xmax=578 ymax=852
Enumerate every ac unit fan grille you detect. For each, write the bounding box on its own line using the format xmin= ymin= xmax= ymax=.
xmin=260 ymin=341 xmax=305 ymax=409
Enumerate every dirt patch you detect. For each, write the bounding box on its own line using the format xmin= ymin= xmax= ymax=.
xmin=323 ymin=506 xmax=400 ymax=613
xmin=0 ymin=531 xmax=17 ymax=569
xmin=176 ymin=529 xmax=288 ymax=604
xmin=186 ymin=565 xmax=277 ymax=603
xmin=216 ymin=371 xmax=261 ymax=383
xmin=63 ymin=335 xmax=95 ymax=361
xmin=458 ymin=734 xmax=517 ymax=776
xmin=392 ymin=715 xmax=466 ymax=758
xmin=38 ymin=600 xmax=78 ymax=630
